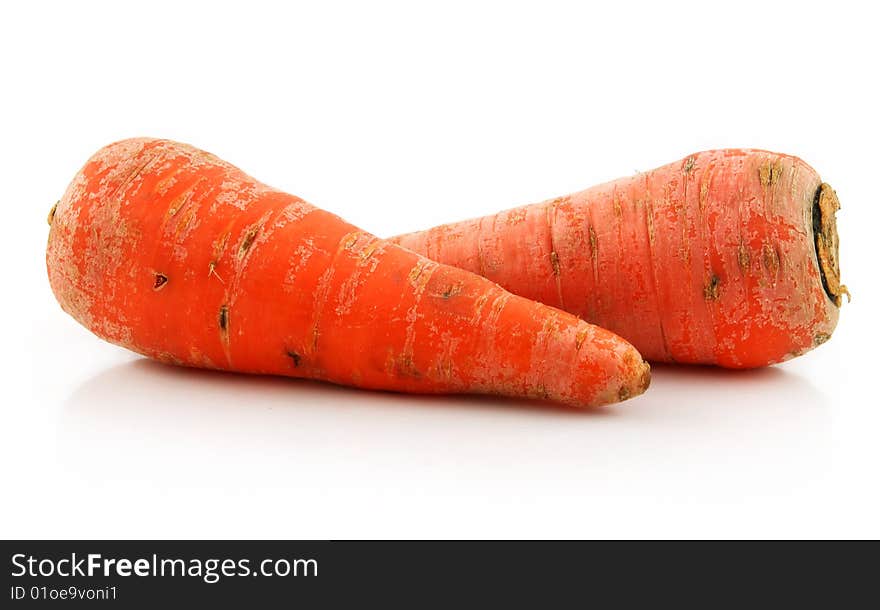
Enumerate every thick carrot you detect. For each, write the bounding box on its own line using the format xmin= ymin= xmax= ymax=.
xmin=392 ymin=150 xmax=847 ymax=368
xmin=46 ymin=138 xmax=650 ymax=408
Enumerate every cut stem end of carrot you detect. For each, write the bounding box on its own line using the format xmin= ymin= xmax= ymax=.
xmin=814 ymin=183 xmax=846 ymax=307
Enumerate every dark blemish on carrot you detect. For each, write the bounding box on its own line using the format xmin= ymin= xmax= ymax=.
xmin=762 ymin=243 xmax=780 ymax=275
xmin=759 ymin=162 xmax=783 ymax=187
xmin=618 ymin=386 xmax=631 ymax=401
xmin=153 ymin=273 xmax=168 ymax=290
xmin=575 ymin=328 xmax=588 ymax=351
xmin=342 ymin=233 xmax=359 ymax=251
xmin=440 ymin=283 xmax=462 ymax=299
xmin=814 ymin=333 xmax=831 ymax=346
xmin=396 ymin=354 xmax=421 ymax=378
xmin=737 ymin=243 xmax=751 ymax=272
xmin=588 ymin=226 xmax=598 ymax=259
xmin=239 ymin=228 xmax=258 ymax=258
xmin=286 ymin=350 xmax=302 ymax=367
xmin=219 ymin=305 xmax=229 ymax=331
xmin=683 ymin=156 xmax=696 ymax=173
xmin=531 ymin=384 xmax=550 ymax=400
xmin=408 ymin=263 xmax=425 ymax=284
xmin=638 ymin=363 xmax=651 ymax=393
xmin=47 ymin=201 xmax=59 ymax=226
xmin=704 ymin=275 xmax=720 ymax=301
xmin=550 ymin=251 xmax=561 ymax=276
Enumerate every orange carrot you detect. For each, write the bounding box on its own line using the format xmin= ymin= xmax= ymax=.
xmin=46 ymin=138 xmax=650 ymax=408
xmin=392 ymin=150 xmax=847 ymax=368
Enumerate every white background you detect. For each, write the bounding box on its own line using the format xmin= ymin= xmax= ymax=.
xmin=2 ymin=1 xmax=878 ymax=539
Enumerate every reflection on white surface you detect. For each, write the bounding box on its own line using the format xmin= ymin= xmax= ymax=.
xmin=53 ymin=358 xmax=831 ymax=538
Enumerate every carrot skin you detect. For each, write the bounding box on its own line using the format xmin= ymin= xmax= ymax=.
xmin=392 ymin=150 xmax=843 ymax=368
xmin=46 ymin=138 xmax=650 ymax=408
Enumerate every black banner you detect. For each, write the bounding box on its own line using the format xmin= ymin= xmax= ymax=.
xmin=0 ymin=540 xmax=865 ymax=606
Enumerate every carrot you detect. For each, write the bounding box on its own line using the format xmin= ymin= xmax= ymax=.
xmin=391 ymin=150 xmax=847 ymax=368
xmin=46 ymin=138 xmax=650 ymax=408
